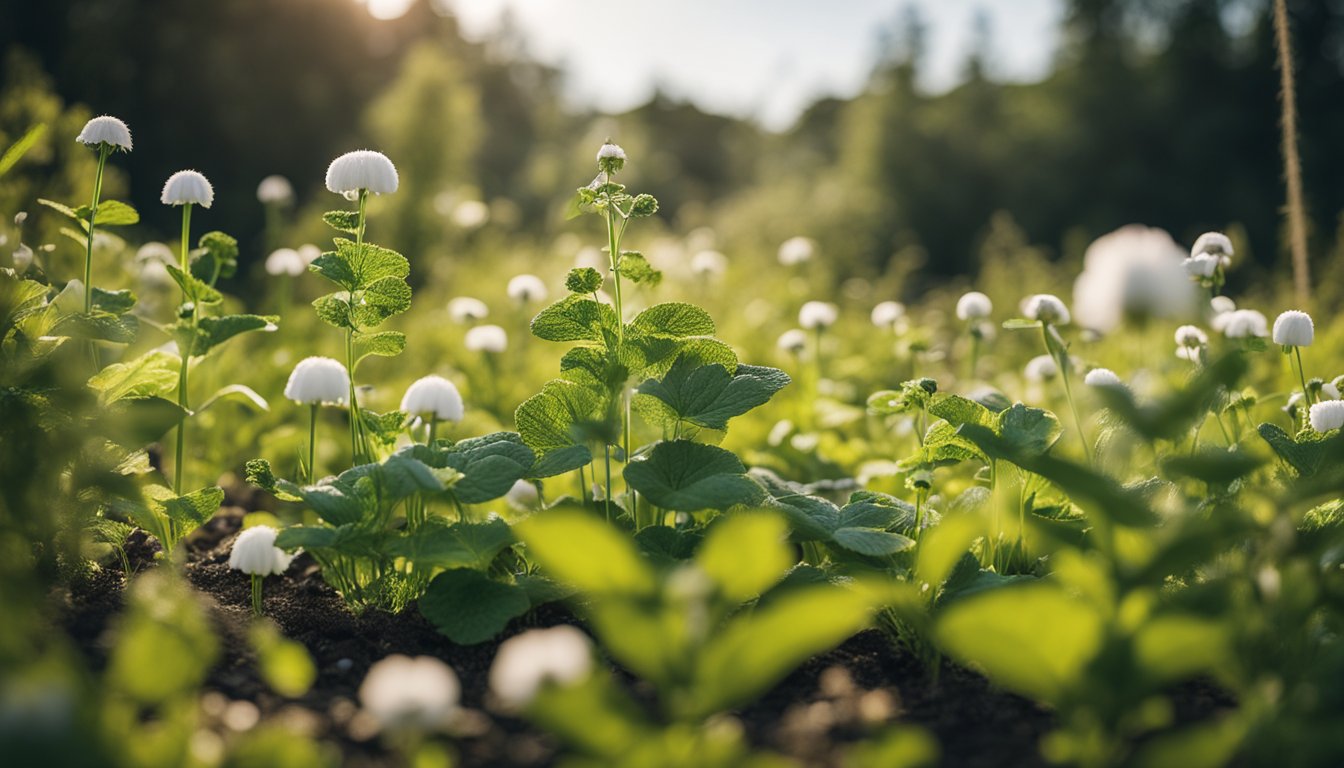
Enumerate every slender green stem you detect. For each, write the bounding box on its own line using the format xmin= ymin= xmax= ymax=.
xmin=173 ymin=203 xmax=195 ymax=497
xmin=1293 ymin=346 xmax=1312 ymax=409
xmin=344 ymin=190 xmax=370 ymax=466
xmin=428 ymin=415 xmax=438 ymax=446
xmin=307 ymin=404 xmax=318 ymax=484
xmin=602 ymin=444 xmax=613 ymax=523
xmin=83 ymin=146 xmax=110 ymax=313
xmin=1043 ymin=324 xmax=1092 ymax=465
xmin=251 ymin=574 xmax=263 ymax=615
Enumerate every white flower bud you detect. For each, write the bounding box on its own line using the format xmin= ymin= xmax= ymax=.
xmin=284 ymin=357 xmax=350 ymax=405
xmin=1084 ymin=368 xmax=1124 ymax=389
xmin=870 ymin=301 xmax=905 ymax=328
xmin=507 ymin=274 xmax=548 ymax=304
xmin=1221 ymin=309 xmax=1268 ymax=339
xmin=777 ymin=329 xmax=808 ymax=354
xmin=1022 ymin=294 xmax=1070 ymax=325
xmin=1175 ymin=325 xmax=1207 ymax=348
xmin=1272 ymin=310 xmax=1314 ymax=347
xmin=798 ymin=301 xmax=838 ymax=330
xmin=360 ymin=655 xmax=460 ymax=730
xmin=596 ymin=142 xmax=626 ymax=174
xmin=1210 ymin=296 xmax=1236 ymax=316
xmin=447 ymin=296 xmax=489 ymax=324
xmin=76 ymin=115 xmax=132 ymax=151
xmin=256 ymin=175 xmax=294 ymax=205
xmin=227 ymin=525 xmax=294 ymax=576
xmin=465 ymin=324 xmax=508 ymax=353
xmin=325 ymin=150 xmax=399 ymax=195
xmin=956 ymin=291 xmax=992 ymax=321
xmin=1191 ymin=231 xmax=1233 ymax=259
xmin=777 ymin=236 xmax=815 ymax=266
xmin=489 ymin=626 xmax=592 ymax=712
xmin=1182 ymin=254 xmax=1220 ymax=278
xmin=161 ymin=170 xmax=214 ymax=208
xmin=1024 ymin=354 xmax=1058 ymax=382
xmin=1309 ymin=400 xmax=1344 ymax=432
xmin=400 ymin=375 xmax=464 ymax=423
xmin=265 ymin=248 xmax=305 ymax=276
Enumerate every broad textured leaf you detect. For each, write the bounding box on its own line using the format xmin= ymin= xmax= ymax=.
xmin=995 ymin=403 xmax=1061 ymax=456
xmin=929 ymin=395 xmax=995 ymax=427
xmin=193 ymin=314 xmax=276 ymax=357
xmin=88 ymin=349 xmax=179 ymax=404
xmin=55 ymin=310 xmax=138 ymax=343
xmin=935 ymin=582 xmax=1102 ymax=705
xmin=636 ymin=357 xmax=790 ymax=431
xmin=335 ymin=238 xmax=410 ymax=285
xmin=515 ymin=379 xmax=604 ymax=454
xmin=390 ymin=517 xmax=514 ymax=570
xmin=420 ymin=568 xmax=532 ymax=645
xmin=623 ymin=440 xmax=765 ymax=511
xmin=351 ymin=276 xmax=411 ymax=328
xmin=441 ymin=432 xmax=536 ymax=503
xmin=164 ymin=263 xmax=222 ymax=305
xmin=531 ymin=295 xmax=618 ymax=343
xmin=313 ymin=292 xmax=353 ymax=329
xmin=1257 ymin=423 xmax=1328 ymax=477
xmin=322 ymin=210 xmax=361 ymax=235
xmin=630 ymin=302 xmax=715 ymax=338
xmin=275 ymin=525 xmax=342 ymax=550
xmin=160 ymin=486 xmax=224 ymax=528
xmin=279 ymin=479 xmax=364 ymax=526
xmin=840 ymin=490 xmax=919 ymax=531
xmin=697 ymin=513 xmax=791 ymax=603
xmin=527 ymin=444 xmax=592 ymax=479
xmin=309 ymin=250 xmax=358 ymax=290
xmin=832 ymin=527 xmax=916 ymax=556
xmin=515 ymin=508 xmax=656 ymax=596
xmin=353 ymin=331 xmax=406 ymax=367
xmin=93 ymin=200 xmax=139 ymax=227
xmin=750 ymin=468 xmax=839 ymax=540
xmin=616 ymin=251 xmax=661 ymax=286
xmin=90 ymin=287 xmax=136 ymax=314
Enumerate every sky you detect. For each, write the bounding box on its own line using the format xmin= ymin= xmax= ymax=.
xmin=364 ymin=0 xmax=1066 ymax=130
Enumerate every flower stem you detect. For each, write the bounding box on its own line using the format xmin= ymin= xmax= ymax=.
xmin=1293 ymin=346 xmax=1312 ymax=409
xmin=173 ymin=203 xmax=195 ymax=498
xmin=428 ymin=415 xmax=438 ymax=446
xmin=345 ymin=190 xmax=370 ymax=465
xmin=307 ymin=404 xmax=318 ymax=484
xmin=251 ymin=574 xmax=263 ymax=616
xmin=83 ymin=145 xmax=110 ymax=313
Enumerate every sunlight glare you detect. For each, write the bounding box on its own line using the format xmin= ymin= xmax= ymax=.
xmin=361 ymin=0 xmax=416 ymax=21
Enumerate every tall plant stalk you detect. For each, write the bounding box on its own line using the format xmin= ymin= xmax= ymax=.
xmin=1274 ymin=0 xmax=1310 ymax=306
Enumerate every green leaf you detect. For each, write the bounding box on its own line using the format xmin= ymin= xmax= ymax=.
xmin=439 ymin=432 xmax=536 ymax=504
xmin=697 ymin=513 xmax=791 ymax=603
xmin=353 ymin=331 xmax=406 ymax=368
xmin=636 ymin=357 xmax=790 ymax=432
xmin=351 ymin=276 xmax=412 ymax=328
xmin=96 ymin=396 xmax=187 ymax=447
xmin=995 ymin=403 xmax=1061 ymax=456
xmin=196 ymin=384 xmax=269 ymax=414
xmin=164 ymin=263 xmax=222 ymax=305
xmin=1162 ymin=448 xmax=1263 ymax=485
xmin=565 ymin=267 xmax=604 ymax=294
xmin=928 ymin=394 xmax=995 ymax=428
xmin=90 ymin=286 xmax=136 ymax=314
xmin=623 ymin=440 xmax=765 ymax=511
xmin=831 ymin=527 xmax=916 ymax=556
xmin=630 ymin=302 xmax=715 ymax=338
xmin=336 ymin=238 xmax=410 ymax=285
xmin=751 ymin=468 xmax=840 ymax=541
xmin=935 ymin=582 xmax=1102 ymax=705
xmin=616 ymin=251 xmax=661 ymax=286
xmin=93 ymin=200 xmax=139 ymax=227
xmin=192 ymin=314 xmax=276 ymax=357
xmin=322 ymin=210 xmax=361 ymax=234
xmin=531 ymin=294 xmax=619 ymax=343
xmin=54 ymin=310 xmax=138 ymax=343
xmin=515 ymin=508 xmax=656 ymax=597
xmin=251 ymin=622 xmax=317 ymax=697
xmin=420 ymin=568 xmax=532 ymax=645
xmin=309 ymin=250 xmax=358 ymax=290
xmin=88 ymin=349 xmax=179 ymax=404
xmin=37 ymin=198 xmax=83 ymax=223
xmin=0 ymin=123 xmax=46 ymax=178
xmin=275 ymin=525 xmax=342 ymax=550
xmin=279 ymin=479 xmax=365 ymax=526
xmin=160 ymin=486 xmax=224 ymax=530
xmin=388 ymin=517 xmax=514 ymax=570
xmin=194 ymin=231 xmax=239 ymax=281
xmin=1132 ymin=614 xmax=1230 ymax=686
xmin=1257 ymin=423 xmax=1329 ymax=477
xmin=313 ymin=292 xmax=353 ymax=329
xmin=527 ymin=444 xmax=593 ymax=479
xmin=515 ymin=379 xmax=604 ymax=455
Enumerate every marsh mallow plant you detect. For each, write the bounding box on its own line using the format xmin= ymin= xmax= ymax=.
xmin=228 ymin=524 xmax=294 ymax=615
xmin=74 ymin=115 xmax=132 ymax=314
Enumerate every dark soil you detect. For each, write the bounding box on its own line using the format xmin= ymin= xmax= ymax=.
xmin=56 ymin=505 xmax=1218 ymax=767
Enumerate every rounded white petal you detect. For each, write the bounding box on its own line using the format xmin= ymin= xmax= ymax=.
xmin=1024 ymin=354 xmax=1058 ymax=382
xmin=777 ymin=329 xmax=808 ymax=354
xmin=956 ymin=291 xmax=993 ymax=321
xmin=400 ymin=375 xmax=464 ymax=422
xmin=1221 ymin=309 xmax=1268 ymax=339
xmin=1191 ymin=231 xmax=1233 ymax=259
xmin=265 ymin=248 xmax=305 ymax=276
xmin=870 ymin=301 xmax=905 ymax=328
xmin=360 ymin=655 xmax=460 ymax=730
xmin=161 ymin=170 xmax=214 ymax=208
xmin=1272 ymin=310 xmax=1314 ymax=347
xmin=1022 ymin=294 xmax=1070 ymax=325
xmin=489 ymin=626 xmax=592 ymax=711
xmin=596 ymin=143 xmax=627 ymax=162
xmin=284 ymin=356 xmax=350 ymax=405
xmin=507 ymin=274 xmax=548 ymax=304
xmin=1321 ymin=382 xmax=1341 ymax=401
xmin=448 ymin=296 xmax=489 ymax=324
xmin=325 ymin=150 xmax=399 ymax=195
xmin=1174 ymin=325 xmax=1208 ymax=349
xmin=465 ymin=324 xmax=508 ymax=353
xmin=1210 ymin=296 xmax=1236 ymax=317
xmin=1071 ymin=225 xmax=1196 ymax=333
xmin=1084 ymin=368 xmax=1124 ymax=389
xmin=256 ymin=175 xmax=294 ymax=204
xmin=1309 ymin=401 xmax=1344 ymax=432
xmin=1182 ymin=254 xmax=1220 ymax=278
xmin=228 ymin=526 xmax=294 ymax=576
xmin=76 ymin=115 xmax=132 ymax=151
xmin=777 ymin=236 xmax=816 ymax=266
xmin=798 ymin=301 xmax=838 ymax=330
xmin=506 ymin=480 xmax=540 ymax=511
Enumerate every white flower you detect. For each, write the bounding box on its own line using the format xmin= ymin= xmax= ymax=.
xmin=451 ymin=200 xmax=489 ymax=229
xmin=227 ymin=526 xmax=294 ymax=576
xmin=798 ymin=301 xmax=838 ymax=330
xmin=256 ymin=175 xmax=293 ymax=205
xmin=1024 ymin=355 xmax=1058 ymax=382
xmin=284 ymin=357 xmax=350 ymax=405
xmin=400 ymin=375 xmax=464 ymax=423
xmin=596 ymin=142 xmax=626 ymax=164
xmin=506 ymin=480 xmax=540 ymax=511
xmin=507 ymin=274 xmax=548 ymax=304
xmin=12 ymin=243 xmax=33 ymax=270
xmin=1322 ymin=381 xmax=1341 ymax=400
xmin=76 ymin=115 xmax=132 ymax=151
xmin=135 ymin=242 xmax=175 ymax=265
xmin=1191 ymin=231 xmax=1233 ymax=259
xmin=1272 ymin=310 xmax=1314 ymax=347
xmin=777 ymin=236 xmax=815 ymax=266
xmin=1084 ymin=368 xmax=1124 ymax=389
xmin=870 ymin=301 xmax=905 ymax=328
xmin=690 ymin=249 xmax=727 ymax=278
xmin=1183 ymin=254 xmax=1220 ymax=278
xmin=448 ymin=296 xmax=489 ymax=324
xmin=489 ymin=626 xmax=592 ymax=711
xmin=265 ymin=248 xmax=305 ymax=276
xmin=465 ymin=324 xmax=508 ymax=353
xmin=956 ymin=291 xmax=992 ymax=321
xmin=161 ymin=170 xmax=214 ymax=208
xmin=297 ymin=244 xmax=322 ymax=265
xmin=1309 ymin=401 xmax=1344 ymax=432
xmin=1175 ymin=325 xmax=1208 ymax=348
xmin=1210 ymin=296 xmax=1236 ymax=316
xmin=1022 ymin=294 xmax=1070 ymax=325
xmin=360 ymin=655 xmax=460 ymax=730
xmin=1071 ymin=225 xmax=1196 ymax=333
xmin=777 ymin=329 xmax=808 ymax=354
xmin=1222 ymin=309 xmax=1268 ymax=339
xmin=325 ymin=150 xmax=399 ymax=195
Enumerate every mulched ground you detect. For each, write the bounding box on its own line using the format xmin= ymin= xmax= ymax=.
xmin=59 ymin=503 xmax=1161 ymax=767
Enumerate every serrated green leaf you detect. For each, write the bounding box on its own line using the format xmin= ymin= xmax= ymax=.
xmin=832 ymin=527 xmax=917 ymax=556
xmin=630 ymin=302 xmax=715 ymax=338
xmin=516 ymin=379 xmax=605 ymax=455
xmin=194 ymin=231 xmax=239 ymax=281
xmin=441 ymin=432 xmax=536 ymax=503
xmin=309 ymin=250 xmax=358 ymax=290
xmin=636 ymin=357 xmax=789 ymax=432
xmin=55 ymin=310 xmax=138 ymax=343
xmin=322 ymin=210 xmax=361 ymax=234
xmin=353 ymin=331 xmax=406 ymax=367
xmin=313 ymin=292 xmax=352 ymax=329
xmin=623 ymin=440 xmax=764 ymax=511
xmin=279 ymin=479 xmax=365 ymax=526
xmin=616 ymin=251 xmax=661 ymax=286
xmin=420 ymin=568 xmax=531 ymax=645
xmin=160 ymin=486 xmax=224 ymax=529
xmin=164 ymin=263 xmax=222 ymax=305
xmin=929 ymin=395 xmax=995 ymax=428
xmin=389 ymin=517 xmax=514 ymax=570
xmin=90 ymin=287 xmax=136 ymax=314
xmin=351 ymin=276 xmax=411 ymax=328
xmin=565 ymin=267 xmax=604 ymax=294
xmin=995 ymin=403 xmax=1061 ymax=456
xmin=191 ymin=314 xmax=276 ymax=357
xmin=527 ymin=444 xmax=593 ymax=479
xmin=1258 ymin=423 xmax=1328 ymax=477
xmin=531 ymin=294 xmax=619 ymax=343
xmin=335 ymin=238 xmax=409 ymax=284
xmin=751 ymin=468 xmax=840 ymax=541
xmin=88 ymin=349 xmax=179 ymax=404
xmin=38 ymin=198 xmax=82 ymax=222
xmin=93 ymin=200 xmax=139 ymax=227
